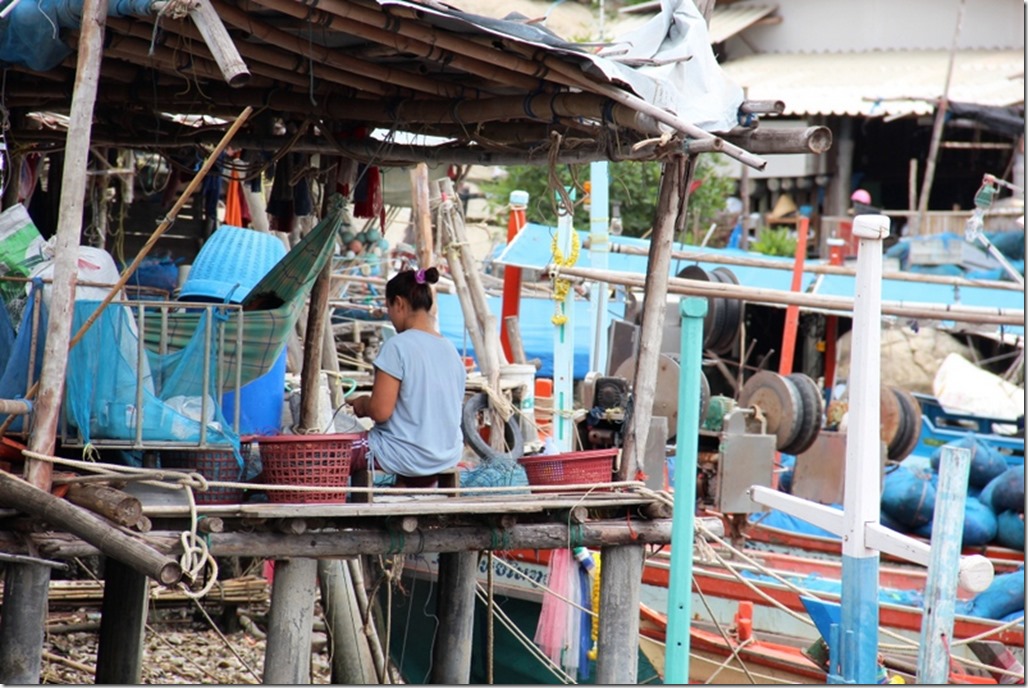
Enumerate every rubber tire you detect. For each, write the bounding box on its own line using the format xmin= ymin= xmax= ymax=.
xmin=461 ymin=392 xmax=525 ymax=462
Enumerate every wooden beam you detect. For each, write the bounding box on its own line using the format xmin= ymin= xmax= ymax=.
xmin=299 ymin=260 xmax=333 ymax=432
xmin=13 ymin=521 xmax=674 ymax=560
xmin=186 ymin=0 xmax=250 ymax=86
xmin=410 ymin=163 xmax=434 ymax=268
xmin=0 ymin=471 xmax=182 ymax=585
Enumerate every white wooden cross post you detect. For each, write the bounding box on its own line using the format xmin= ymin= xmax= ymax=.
xmin=748 ymin=214 xmax=994 ymax=683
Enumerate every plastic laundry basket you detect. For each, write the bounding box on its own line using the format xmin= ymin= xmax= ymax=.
xmin=179 ymin=225 xmax=288 ymax=434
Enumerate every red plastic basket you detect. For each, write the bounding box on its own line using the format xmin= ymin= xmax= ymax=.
xmin=518 ymin=448 xmax=618 ymax=490
xmin=162 ymin=445 xmax=250 ymax=505
xmin=259 ymin=433 xmax=367 ymax=503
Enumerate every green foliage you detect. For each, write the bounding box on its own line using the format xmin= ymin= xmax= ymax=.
xmin=750 ymin=226 xmax=798 ymax=257
xmin=480 ymin=155 xmax=735 ymax=239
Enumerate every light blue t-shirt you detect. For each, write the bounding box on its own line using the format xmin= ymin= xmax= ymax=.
xmin=368 ymin=329 xmax=466 ymax=476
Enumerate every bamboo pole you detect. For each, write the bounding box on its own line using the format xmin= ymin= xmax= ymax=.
xmin=185 ymin=0 xmax=250 ymax=86
xmin=603 ymin=241 xmax=1024 ymax=292
xmin=916 ymin=0 xmax=966 ymax=235
xmin=558 ymin=265 xmax=1024 ymax=326
xmin=410 ymin=163 xmax=434 ymax=268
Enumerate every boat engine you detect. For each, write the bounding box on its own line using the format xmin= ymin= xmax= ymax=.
xmin=578 ymin=372 xmax=630 ymax=449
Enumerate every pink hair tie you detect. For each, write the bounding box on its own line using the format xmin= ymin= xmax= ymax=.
xmin=415 ymin=269 xmax=427 ymax=284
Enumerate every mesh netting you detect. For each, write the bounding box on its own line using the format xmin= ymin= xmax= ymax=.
xmin=459 ymin=459 xmax=530 ymax=493
xmin=64 ymin=300 xmax=241 ymax=461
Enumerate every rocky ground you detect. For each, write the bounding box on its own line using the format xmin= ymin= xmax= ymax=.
xmin=41 ymin=617 xmax=333 ymax=684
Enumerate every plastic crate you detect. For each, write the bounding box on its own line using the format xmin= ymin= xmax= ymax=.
xmin=161 ymin=444 xmax=250 ymax=504
xmin=259 ymin=433 xmax=367 ymax=503
xmin=518 ymin=448 xmax=618 ymax=490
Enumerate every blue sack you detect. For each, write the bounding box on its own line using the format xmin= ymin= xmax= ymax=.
xmin=931 ymin=436 xmax=1007 ymax=489
xmin=962 ymin=497 xmax=998 ymax=546
xmin=881 ymin=465 xmax=936 ymax=528
xmin=986 ymin=466 xmax=1025 ymax=514
xmin=995 ymin=510 xmax=1025 ymax=551
xmin=959 ymin=569 xmax=1025 ymax=620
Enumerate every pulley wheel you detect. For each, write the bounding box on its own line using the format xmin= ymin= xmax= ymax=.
xmin=879 ymin=385 xmax=902 ymax=448
xmin=710 ymin=267 xmax=743 ymax=355
xmin=678 ymin=265 xmax=726 ymax=352
xmin=699 ymin=370 xmax=711 ymax=428
xmin=613 ymin=354 xmax=711 ymax=438
xmin=739 ymin=370 xmax=802 ymax=451
xmin=782 ymin=373 xmax=822 ymax=456
xmin=889 ymin=389 xmax=922 ymax=462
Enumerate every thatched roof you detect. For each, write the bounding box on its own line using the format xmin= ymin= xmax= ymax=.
xmin=0 ymin=0 xmax=804 ymax=169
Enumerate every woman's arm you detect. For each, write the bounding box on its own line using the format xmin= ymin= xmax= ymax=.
xmin=354 ymin=369 xmax=400 ymax=424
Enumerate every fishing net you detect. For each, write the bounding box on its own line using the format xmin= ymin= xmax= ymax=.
xmin=459 ymin=458 xmax=530 ymax=493
xmin=64 ymin=300 xmax=241 ymax=461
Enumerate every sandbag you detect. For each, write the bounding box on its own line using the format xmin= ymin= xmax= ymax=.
xmin=0 ymin=203 xmax=47 ymax=304
xmin=986 ymin=466 xmax=1025 ymax=514
xmin=881 ymin=465 xmax=936 ymax=528
xmin=962 ymin=497 xmax=998 ymax=546
xmin=995 ymin=510 xmax=1025 ymax=551
xmin=959 ymin=569 xmax=1025 ymax=620
xmin=930 ymin=436 xmax=1007 ymax=489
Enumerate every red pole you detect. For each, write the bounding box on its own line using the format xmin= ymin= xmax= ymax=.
xmin=777 ymin=217 xmax=810 ymax=376
xmin=822 ymin=237 xmax=845 ymax=388
xmin=500 ymin=190 xmax=528 ymax=362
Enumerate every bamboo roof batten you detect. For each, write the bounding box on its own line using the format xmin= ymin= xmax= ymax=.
xmin=245 ymin=0 xmax=550 ymax=93
xmin=209 ymin=0 xmax=487 ymax=99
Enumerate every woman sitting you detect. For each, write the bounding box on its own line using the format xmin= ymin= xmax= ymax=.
xmin=350 ymin=267 xmax=466 ymax=486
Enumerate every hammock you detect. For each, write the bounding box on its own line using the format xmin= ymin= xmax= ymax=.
xmin=140 ymin=196 xmax=345 ymax=386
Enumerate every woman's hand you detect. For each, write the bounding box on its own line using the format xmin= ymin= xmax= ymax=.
xmin=351 ymin=395 xmax=371 ymax=418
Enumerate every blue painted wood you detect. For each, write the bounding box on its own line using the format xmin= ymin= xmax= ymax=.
xmin=664 ymin=296 xmax=708 ymax=684
xmin=917 ymin=445 xmax=972 ymax=683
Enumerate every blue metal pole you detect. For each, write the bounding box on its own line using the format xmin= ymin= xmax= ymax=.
xmin=664 ymin=296 xmax=708 ymax=684
xmin=917 ymin=445 xmax=972 ymax=683
xmin=588 ymin=161 xmax=610 ymax=374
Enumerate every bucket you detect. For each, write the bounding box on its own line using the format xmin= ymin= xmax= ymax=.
xmin=222 ymin=349 xmax=287 ymax=436
xmin=500 ymin=363 xmax=536 ymax=442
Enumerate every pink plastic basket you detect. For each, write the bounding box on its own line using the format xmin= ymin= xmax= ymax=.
xmin=518 ymin=448 xmax=617 ymax=490
xmin=259 ymin=433 xmax=367 ymax=503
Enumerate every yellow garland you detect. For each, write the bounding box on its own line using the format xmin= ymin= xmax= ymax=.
xmin=550 ymin=231 xmax=580 ymax=326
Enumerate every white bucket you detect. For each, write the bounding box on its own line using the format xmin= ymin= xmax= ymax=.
xmin=500 ymin=363 xmax=536 ymax=441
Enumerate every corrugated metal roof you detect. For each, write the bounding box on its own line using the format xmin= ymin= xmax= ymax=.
xmin=611 ymin=4 xmax=778 ymax=45
xmin=721 ymin=50 xmax=1025 ymax=117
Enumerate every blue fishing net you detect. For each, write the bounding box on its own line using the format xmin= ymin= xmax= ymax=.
xmin=460 ymin=458 xmax=531 ymax=494
xmin=64 ymin=300 xmax=241 ymax=462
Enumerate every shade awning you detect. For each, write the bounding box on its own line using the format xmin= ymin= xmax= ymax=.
xmin=720 ymin=49 xmax=1025 ymax=118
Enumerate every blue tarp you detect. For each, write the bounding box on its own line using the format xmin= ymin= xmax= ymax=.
xmin=0 ymin=0 xmax=154 ymax=71
xmin=435 ymin=290 xmax=624 ymax=380
xmin=496 ymin=224 xmax=1025 ymax=339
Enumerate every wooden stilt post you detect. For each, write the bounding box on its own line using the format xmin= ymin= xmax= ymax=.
xmin=618 ymin=154 xmax=692 ymax=480
xmin=0 ymin=0 xmax=108 ymax=679
xmin=430 ymin=551 xmax=478 ymax=684
xmin=317 ymin=559 xmax=377 ymax=684
xmin=0 ymin=563 xmax=50 ymax=683
xmin=299 ymin=259 xmax=333 ymax=431
xmin=95 ymin=558 xmax=149 ymax=684
xmin=264 ymin=557 xmax=318 ymax=684
xmin=595 ymin=544 xmax=644 ymax=684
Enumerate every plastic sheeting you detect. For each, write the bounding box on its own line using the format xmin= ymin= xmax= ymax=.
xmin=0 ymin=0 xmax=155 ymax=71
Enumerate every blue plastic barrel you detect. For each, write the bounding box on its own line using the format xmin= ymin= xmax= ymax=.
xmin=179 ymin=225 xmax=288 ymax=435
